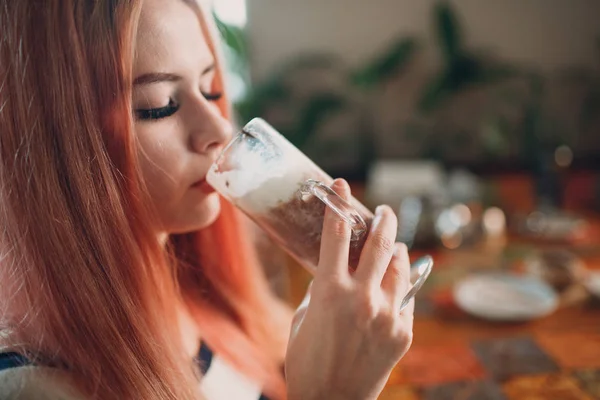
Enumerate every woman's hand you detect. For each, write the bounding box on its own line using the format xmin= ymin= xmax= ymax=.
xmin=285 ymin=179 xmax=414 ymax=400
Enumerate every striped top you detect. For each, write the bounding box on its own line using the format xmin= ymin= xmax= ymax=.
xmin=0 ymin=343 xmax=271 ymax=400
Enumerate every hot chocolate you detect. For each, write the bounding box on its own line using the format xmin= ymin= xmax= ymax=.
xmin=256 ymin=186 xmax=371 ymax=272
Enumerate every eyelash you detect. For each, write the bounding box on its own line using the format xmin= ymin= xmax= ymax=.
xmin=135 ymin=92 xmax=223 ymax=121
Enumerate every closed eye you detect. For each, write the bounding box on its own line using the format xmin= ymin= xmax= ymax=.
xmin=134 ymin=91 xmax=221 ymax=121
xmin=202 ymin=91 xmax=223 ymax=102
xmin=135 ymin=98 xmax=179 ymax=121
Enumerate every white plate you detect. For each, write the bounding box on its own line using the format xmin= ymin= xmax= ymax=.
xmin=453 ymin=273 xmax=559 ymax=321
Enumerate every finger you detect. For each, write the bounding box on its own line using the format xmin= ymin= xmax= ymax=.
xmin=354 ymin=205 xmax=398 ymax=287
xmin=317 ymin=179 xmax=352 ymax=280
xmin=381 ymin=243 xmax=411 ymax=311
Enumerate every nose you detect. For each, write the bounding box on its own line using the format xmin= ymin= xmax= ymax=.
xmin=187 ymin=98 xmax=233 ymax=158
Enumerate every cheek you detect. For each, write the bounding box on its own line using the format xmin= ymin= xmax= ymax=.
xmin=136 ymin=128 xmax=187 ymax=205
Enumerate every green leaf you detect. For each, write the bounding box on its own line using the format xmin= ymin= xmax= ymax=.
xmin=234 ymin=80 xmax=291 ymax=123
xmin=351 ymin=38 xmax=417 ymax=88
xmin=213 ymin=12 xmax=248 ymax=59
xmin=446 ymin=54 xmax=483 ymax=88
xmin=294 ymin=94 xmax=347 ymax=149
xmin=435 ymin=1 xmax=462 ymax=63
xmin=417 ymin=73 xmax=452 ymax=113
xmin=477 ymin=64 xmax=521 ymax=84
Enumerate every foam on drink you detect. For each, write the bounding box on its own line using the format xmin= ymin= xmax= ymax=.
xmin=207 ymin=135 xmax=309 ymax=213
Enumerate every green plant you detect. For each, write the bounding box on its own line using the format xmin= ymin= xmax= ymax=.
xmin=351 ymin=38 xmax=417 ymax=89
xmin=559 ymin=36 xmax=600 ymax=140
xmin=233 ymin=37 xmax=418 ymax=171
xmin=212 ymin=12 xmax=252 ymax=103
xmin=212 ymin=5 xmax=419 ymax=173
xmin=418 ymin=1 xmax=518 ymax=113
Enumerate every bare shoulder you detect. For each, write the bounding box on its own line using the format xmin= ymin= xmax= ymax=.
xmin=0 ymin=366 xmax=85 ymax=400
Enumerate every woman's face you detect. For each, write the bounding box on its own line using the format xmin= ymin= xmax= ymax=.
xmin=132 ymin=0 xmax=232 ymax=236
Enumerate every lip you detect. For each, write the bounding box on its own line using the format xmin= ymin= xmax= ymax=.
xmin=191 ymin=179 xmax=216 ymax=194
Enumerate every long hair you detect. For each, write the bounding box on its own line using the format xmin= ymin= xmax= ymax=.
xmin=0 ymin=1 xmax=288 ymax=399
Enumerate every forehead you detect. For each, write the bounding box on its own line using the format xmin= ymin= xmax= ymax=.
xmin=134 ymin=0 xmax=212 ymax=75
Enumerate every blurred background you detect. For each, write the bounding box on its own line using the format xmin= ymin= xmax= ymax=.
xmin=213 ymin=1 xmax=600 ymax=398
xmin=216 ymin=0 xmax=600 ymax=177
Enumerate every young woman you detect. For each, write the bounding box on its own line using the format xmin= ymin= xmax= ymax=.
xmin=0 ymin=0 xmax=415 ymax=399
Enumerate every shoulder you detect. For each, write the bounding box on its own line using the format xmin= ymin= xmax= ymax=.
xmin=0 ymin=366 xmax=85 ymax=400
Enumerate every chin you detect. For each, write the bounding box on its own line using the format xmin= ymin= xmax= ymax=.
xmin=169 ymin=193 xmax=223 ymax=234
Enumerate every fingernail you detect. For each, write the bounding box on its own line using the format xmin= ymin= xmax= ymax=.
xmin=332 ymin=179 xmax=346 ymax=193
xmin=339 ymin=179 xmax=349 ymax=191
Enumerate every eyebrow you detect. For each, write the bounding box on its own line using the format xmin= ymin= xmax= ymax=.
xmin=133 ymin=63 xmax=216 ymax=86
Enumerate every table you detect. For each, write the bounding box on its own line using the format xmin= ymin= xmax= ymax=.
xmin=287 ymin=239 xmax=600 ymax=400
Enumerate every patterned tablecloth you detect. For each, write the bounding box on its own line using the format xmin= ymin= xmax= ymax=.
xmin=378 ymin=238 xmax=600 ymax=400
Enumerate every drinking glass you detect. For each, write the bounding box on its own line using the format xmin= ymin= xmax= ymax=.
xmin=207 ymin=118 xmax=432 ymax=311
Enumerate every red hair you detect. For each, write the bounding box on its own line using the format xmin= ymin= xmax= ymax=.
xmin=0 ymin=1 xmax=288 ymax=399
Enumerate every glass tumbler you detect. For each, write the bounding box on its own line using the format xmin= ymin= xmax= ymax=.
xmin=207 ymin=118 xmax=432 ymax=311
